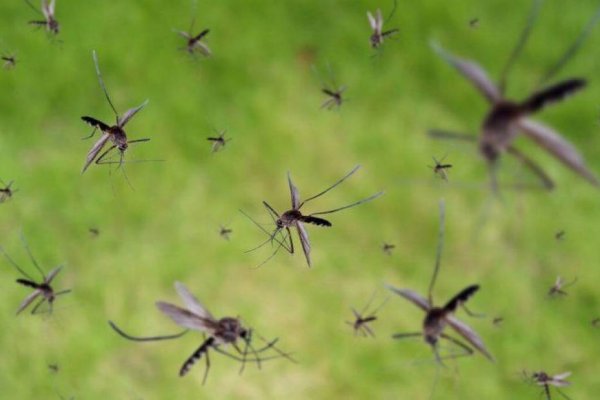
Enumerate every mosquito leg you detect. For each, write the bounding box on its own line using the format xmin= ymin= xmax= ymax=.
xmin=428 ymin=199 xmax=445 ymax=304
xmin=95 ymin=144 xmax=118 ymax=165
xmin=427 ymin=129 xmax=477 ymax=143
xmin=30 ymin=297 xmax=47 ymax=315
xmin=201 ymin=349 xmax=211 ymax=385
xmin=392 ymin=332 xmax=422 ymax=340
xmin=506 ymin=146 xmax=554 ymax=190
xmin=20 ymin=233 xmax=45 ymax=279
xmin=81 ymin=127 xmax=98 ymax=140
xmin=108 ymin=320 xmax=189 ymax=341
xmin=555 ymin=387 xmax=572 ymax=400
xmin=299 ymin=165 xmax=361 ymax=207
xmin=439 ymin=334 xmax=474 ymax=361
xmin=0 ymin=246 xmax=34 ymax=281
xmin=309 ymin=190 xmax=384 ymax=217
xmin=461 ymin=304 xmax=486 ymax=318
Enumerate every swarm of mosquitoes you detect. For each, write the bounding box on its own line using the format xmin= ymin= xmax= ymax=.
xmin=2 ymin=0 xmax=600 ymax=398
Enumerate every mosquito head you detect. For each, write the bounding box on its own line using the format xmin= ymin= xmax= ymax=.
xmin=48 ymin=19 xmax=59 ymax=35
xmin=532 ymin=371 xmax=549 ymax=383
xmin=218 ymin=317 xmax=246 ymax=343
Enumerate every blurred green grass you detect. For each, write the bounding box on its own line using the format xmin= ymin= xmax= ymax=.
xmin=1 ymin=0 xmax=600 ymax=398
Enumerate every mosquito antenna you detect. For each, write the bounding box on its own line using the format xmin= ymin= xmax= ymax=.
xmin=498 ymin=0 xmax=543 ymax=94
xmin=92 ymin=50 xmax=119 ymax=121
xmin=0 ymin=246 xmax=35 ymax=281
xmin=299 ymin=165 xmax=361 ymax=207
xmin=108 ymin=320 xmax=189 ymax=341
xmin=309 ymin=191 xmax=384 ymax=216
xmin=238 ymin=210 xmax=289 ymax=251
xmin=427 ymin=199 xmax=445 ymax=305
xmin=538 ymin=5 xmax=600 ymax=86
xmin=384 ymin=0 xmax=398 ymax=26
xmin=326 ymin=61 xmax=338 ymax=90
xmin=251 ymin=230 xmax=292 ymax=269
xmin=23 ymin=0 xmax=42 ymax=15
xmin=20 ymin=233 xmax=46 ymax=279
xmin=253 ymin=332 xmax=297 ymax=363
xmin=428 ymin=360 xmax=442 ymax=400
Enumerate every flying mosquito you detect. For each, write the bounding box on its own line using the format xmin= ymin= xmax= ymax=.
xmin=526 ymin=370 xmax=572 ymax=400
xmin=382 ymin=242 xmax=395 ymax=255
xmin=555 ymin=230 xmax=565 ymax=241
xmin=24 ymin=0 xmax=59 ymax=35
xmin=207 ymin=130 xmax=231 ymax=153
xmin=242 ymin=165 xmax=383 ymax=267
xmin=81 ymin=51 xmax=153 ymax=175
xmin=592 ymin=317 xmax=600 ymax=327
xmin=428 ymin=156 xmax=452 ymax=181
xmin=0 ymin=179 xmax=17 ymax=203
xmin=386 ymin=200 xmax=494 ymax=364
xmin=0 ymin=236 xmax=70 ymax=315
xmin=429 ymin=0 xmax=600 ymax=191
xmin=469 ymin=18 xmax=480 ymax=29
xmin=548 ymin=276 xmax=577 ymax=296
xmin=109 ymin=282 xmax=293 ymax=384
xmin=219 ymin=225 xmax=233 ymax=240
xmin=346 ymin=291 xmax=389 ymax=337
xmin=492 ymin=316 xmax=504 ymax=327
xmin=174 ymin=15 xmax=211 ymax=57
xmin=313 ymin=64 xmax=346 ymax=110
xmin=2 ymin=53 xmax=16 ymax=69
xmin=367 ymin=0 xmax=399 ymax=49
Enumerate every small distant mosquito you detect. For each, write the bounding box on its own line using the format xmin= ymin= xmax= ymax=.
xmin=382 ymin=242 xmax=395 ymax=255
xmin=428 ymin=156 xmax=452 ymax=181
xmin=81 ymin=51 xmax=153 ymax=176
xmin=48 ymin=363 xmax=59 ymax=373
xmin=526 ymin=370 xmax=572 ymax=400
xmin=592 ymin=317 xmax=600 ymax=327
xmin=367 ymin=0 xmax=399 ymax=49
xmin=242 ymin=165 xmax=383 ymax=267
xmin=2 ymin=54 xmax=16 ymax=69
xmin=555 ymin=230 xmax=565 ymax=241
xmin=346 ymin=292 xmax=389 ymax=337
xmin=207 ymin=130 xmax=231 ymax=153
xmin=492 ymin=316 xmax=504 ymax=327
xmin=88 ymin=228 xmax=100 ymax=237
xmin=24 ymin=0 xmax=59 ymax=35
xmin=109 ymin=282 xmax=293 ymax=384
xmin=429 ymin=0 xmax=600 ymax=190
xmin=0 ymin=235 xmax=70 ymax=315
xmin=219 ymin=225 xmax=232 ymax=240
xmin=314 ymin=64 xmax=346 ymax=110
xmin=0 ymin=179 xmax=17 ymax=203
xmin=469 ymin=18 xmax=480 ymax=28
xmin=548 ymin=276 xmax=577 ymax=296
xmin=386 ymin=200 xmax=494 ymax=364
xmin=174 ymin=16 xmax=211 ymax=57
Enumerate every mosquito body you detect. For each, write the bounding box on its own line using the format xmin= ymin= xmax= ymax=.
xmin=207 ymin=130 xmax=230 ymax=153
xmin=387 ymin=200 xmax=493 ymax=364
xmin=321 ymin=86 xmax=346 ymax=110
xmin=109 ymin=282 xmax=292 ymax=384
xmin=429 ymin=156 xmax=452 ymax=181
xmin=430 ymin=0 xmax=600 ymax=189
xmin=244 ymin=165 xmax=383 ymax=267
xmin=89 ymin=228 xmax=100 ymax=237
xmin=528 ymin=371 xmax=572 ymax=400
xmin=592 ymin=317 xmax=600 ymax=327
xmin=548 ymin=276 xmax=577 ymax=296
xmin=469 ymin=18 xmax=480 ymax=29
xmin=492 ymin=316 xmax=504 ymax=327
xmin=367 ymin=1 xmax=399 ymax=49
xmin=219 ymin=225 xmax=232 ymax=240
xmin=175 ymin=16 xmax=211 ymax=57
xmin=2 ymin=54 xmax=16 ymax=69
xmin=81 ymin=51 xmax=151 ymax=174
xmin=346 ymin=292 xmax=388 ymax=337
xmin=555 ymin=230 xmax=565 ymax=241
xmin=25 ymin=0 xmax=59 ymax=35
xmin=0 ymin=179 xmax=16 ymax=203
xmin=1 ymin=236 xmax=70 ymax=315
xmin=382 ymin=242 xmax=395 ymax=255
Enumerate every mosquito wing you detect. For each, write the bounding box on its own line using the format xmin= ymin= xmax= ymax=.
xmin=385 ymin=286 xmax=431 ymax=312
xmin=295 ymin=221 xmax=311 ymax=267
xmin=367 ymin=11 xmax=377 ymax=31
xmin=518 ymin=118 xmax=600 ymax=186
xmin=81 ymin=132 xmax=110 ymax=174
xmin=117 ymin=99 xmax=149 ymax=128
xmin=156 ymin=301 xmax=215 ymax=333
xmin=192 ymin=41 xmax=211 ymax=57
xmin=16 ymin=289 xmax=42 ymax=315
xmin=446 ymin=315 xmax=494 ymax=361
xmin=175 ymin=30 xmax=190 ymax=39
xmin=287 ymin=172 xmax=300 ymax=209
xmin=174 ymin=282 xmax=214 ymax=321
xmin=42 ymin=0 xmax=53 ymax=19
xmin=431 ymin=42 xmax=501 ymax=104
xmin=44 ymin=265 xmax=63 ymax=284
xmin=375 ymin=9 xmax=383 ymax=33
xmin=550 ymin=372 xmax=572 ymax=387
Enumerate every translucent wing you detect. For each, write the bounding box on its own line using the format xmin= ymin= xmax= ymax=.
xmin=174 ymin=282 xmax=214 ymax=320
xmin=518 ymin=118 xmax=600 ymax=186
xmin=385 ymin=286 xmax=431 ymax=312
xmin=376 ymin=9 xmax=383 ymax=32
xmin=367 ymin=11 xmax=377 ymax=31
xmin=118 ymin=99 xmax=149 ymax=128
xmin=156 ymin=301 xmax=214 ymax=333
xmin=81 ymin=133 xmax=110 ymax=174
xmin=287 ymin=172 xmax=300 ymax=209
xmin=553 ymin=371 xmax=572 ymax=382
xmin=176 ymin=30 xmax=190 ymax=39
xmin=446 ymin=315 xmax=494 ymax=361
xmin=44 ymin=265 xmax=62 ymax=284
xmin=42 ymin=0 xmax=51 ymax=19
xmin=431 ymin=42 xmax=501 ymax=104
xmin=193 ymin=41 xmax=211 ymax=56
xmin=296 ymin=221 xmax=311 ymax=267
xmin=16 ymin=290 xmax=42 ymax=315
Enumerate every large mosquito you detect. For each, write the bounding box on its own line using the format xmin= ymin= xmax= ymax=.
xmin=243 ymin=165 xmax=383 ymax=267
xmin=429 ymin=0 xmax=600 ymax=190
xmin=346 ymin=291 xmax=389 ymax=337
xmin=386 ymin=200 xmax=494 ymax=364
xmin=207 ymin=130 xmax=231 ymax=153
xmin=174 ymin=15 xmax=211 ymax=57
xmin=0 ymin=179 xmax=17 ymax=203
xmin=81 ymin=51 xmax=152 ymax=175
xmin=548 ymin=276 xmax=577 ymax=297
xmin=525 ymin=370 xmax=572 ymax=400
xmin=313 ymin=64 xmax=346 ymax=110
xmin=367 ymin=0 xmax=399 ymax=49
xmin=109 ymin=282 xmax=293 ymax=384
xmin=24 ymin=0 xmax=59 ymax=35
xmin=0 ymin=236 xmax=70 ymax=315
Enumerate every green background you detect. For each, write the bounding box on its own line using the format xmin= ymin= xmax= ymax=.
xmin=0 ymin=0 xmax=599 ymax=398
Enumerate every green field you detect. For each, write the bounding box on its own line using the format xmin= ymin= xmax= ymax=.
xmin=1 ymin=0 xmax=600 ymax=398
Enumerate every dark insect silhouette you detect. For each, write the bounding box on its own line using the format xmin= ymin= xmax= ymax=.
xmin=592 ymin=317 xmax=600 ymax=327
xmin=0 ymin=236 xmax=70 ymax=315
xmin=346 ymin=292 xmax=388 ymax=337
xmin=48 ymin=363 xmax=59 ymax=373
xmin=0 ymin=179 xmax=17 ymax=203
xmin=386 ymin=200 xmax=494 ymax=364
xmin=428 ymin=156 xmax=452 ymax=181
xmin=548 ymin=276 xmax=577 ymax=296
xmin=174 ymin=15 xmax=211 ymax=57
xmin=526 ymin=370 xmax=572 ymax=400
xmin=80 ymin=51 xmax=152 ymax=176
xmin=219 ymin=225 xmax=232 ymax=240
xmin=24 ymin=0 xmax=59 ymax=35
xmin=314 ymin=64 xmax=346 ymax=110
xmin=555 ymin=230 xmax=565 ymax=241
xmin=88 ymin=228 xmax=100 ymax=237
xmin=207 ymin=130 xmax=230 ymax=153
xmin=243 ymin=165 xmax=383 ymax=267
xmin=2 ymin=53 xmax=16 ymax=69
xmin=429 ymin=0 xmax=600 ymax=190
xmin=109 ymin=282 xmax=293 ymax=384
xmin=367 ymin=0 xmax=399 ymax=49
xmin=382 ymin=242 xmax=395 ymax=255
xmin=469 ymin=18 xmax=480 ymax=29
xmin=492 ymin=316 xmax=504 ymax=327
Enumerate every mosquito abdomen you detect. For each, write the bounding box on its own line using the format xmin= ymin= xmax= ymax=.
xmin=302 ymin=216 xmax=332 ymax=227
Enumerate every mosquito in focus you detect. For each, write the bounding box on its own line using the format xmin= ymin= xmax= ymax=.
xmin=386 ymin=200 xmax=494 ymax=365
xmin=429 ymin=0 xmax=600 ymax=191
xmin=313 ymin=64 xmax=346 ymax=110
xmin=548 ymin=276 xmax=577 ymax=297
xmin=428 ymin=156 xmax=452 ymax=182
xmin=367 ymin=0 xmax=399 ymax=49
xmin=2 ymin=53 xmax=17 ymax=69
xmin=174 ymin=14 xmax=211 ymax=57
xmin=346 ymin=291 xmax=389 ymax=337
xmin=0 ymin=236 xmax=70 ymax=315
xmin=382 ymin=242 xmax=395 ymax=255
xmin=219 ymin=225 xmax=232 ymax=240
xmin=242 ymin=165 xmax=383 ymax=267
xmin=525 ymin=370 xmax=572 ymax=400
xmin=207 ymin=130 xmax=231 ymax=153
xmin=24 ymin=0 xmax=59 ymax=35
xmin=81 ymin=51 xmax=154 ymax=177
xmin=0 ymin=179 xmax=17 ymax=203
xmin=109 ymin=282 xmax=293 ymax=384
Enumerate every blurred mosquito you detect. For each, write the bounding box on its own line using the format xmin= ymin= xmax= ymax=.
xmin=469 ymin=18 xmax=480 ymax=29
xmin=24 ymin=0 xmax=59 ymax=35
xmin=313 ymin=64 xmax=346 ymax=110
xmin=492 ymin=316 xmax=504 ymax=327
xmin=592 ymin=317 xmax=600 ymax=327
xmin=428 ymin=156 xmax=452 ymax=181
xmin=0 ymin=179 xmax=17 ymax=203
xmin=382 ymin=242 xmax=395 ymax=255
xmin=2 ymin=53 xmax=16 ymax=69
xmin=219 ymin=225 xmax=232 ymax=240
xmin=88 ymin=228 xmax=99 ymax=237
xmin=429 ymin=0 xmax=600 ymax=191
xmin=207 ymin=130 xmax=230 ymax=153
xmin=555 ymin=230 xmax=565 ymax=240
xmin=346 ymin=291 xmax=389 ymax=337
xmin=0 ymin=235 xmax=70 ymax=315
xmin=242 ymin=165 xmax=383 ymax=267
xmin=386 ymin=200 xmax=494 ymax=365
xmin=367 ymin=0 xmax=399 ymax=49
xmin=81 ymin=51 xmax=156 ymax=177
xmin=48 ymin=363 xmax=59 ymax=373
xmin=109 ymin=282 xmax=293 ymax=384
xmin=174 ymin=15 xmax=211 ymax=57
xmin=525 ymin=370 xmax=572 ymax=400
xmin=548 ymin=276 xmax=577 ymax=296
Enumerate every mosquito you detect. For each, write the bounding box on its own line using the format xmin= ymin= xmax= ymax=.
xmin=382 ymin=242 xmax=395 ymax=255
xmin=548 ymin=276 xmax=577 ymax=296
xmin=386 ymin=200 xmax=494 ymax=365
xmin=469 ymin=18 xmax=480 ymax=29
xmin=243 ymin=165 xmax=383 ymax=267
xmin=88 ymin=228 xmax=100 ymax=237
xmin=592 ymin=317 xmax=600 ymax=327
xmin=428 ymin=156 xmax=452 ymax=181
xmin=314 ymin=64 xmax=346 ymax=110
xmin=109 ymin=282 xmax=293 ymax=384
xmin=0 ymin=236 xmax=70 ymax=315
xmin=174 ymin=15 xmax=211 ymax=57
xmin=24 ymin=0 xmax=59 ymax=35
xmin=48 ymin=363 xmax=59 ymax=373
xmin=555 ymin=230 xmax=565 ymax=241
xmin=367 ymin=0 xmax=399 ymax=49
xmin=346 ymin=291 xmax=389 ymax=337
xmin=0 ymin=179 xmax=17 ymax=203
xmin=207 ymin=130 xmax=231 ymax=153
xmin=80 ymin=51 xmax=153 ymax=176
xmin=219 ymin=225 xmax=232 ymax=240
xmin=2 ymin=53 xmax=16 ymax=69
xmin=492 ymin=316 xmax=504 ymax=327
xmin=526 ymin=370 xmax=572 ymax=400
xmin=429 ymin=0 xmax=600 ymax=190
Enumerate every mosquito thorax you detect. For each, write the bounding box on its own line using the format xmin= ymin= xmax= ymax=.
xmin=217 ymin=317 xmax=244 ymax=342
xmin=49 ymin=20 xmax=59 ymax=34
xmin=370 ymin=34 xmax=381 ymax=48
xmin=279 ymin=210 xmax=302 ymax=227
